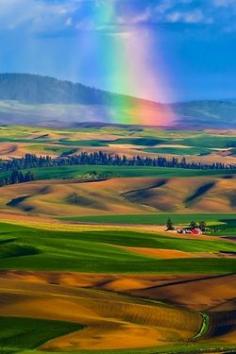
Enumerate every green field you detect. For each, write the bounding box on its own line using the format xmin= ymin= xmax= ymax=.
xmin=0 ymin=317 xmax=82 ymax=354
xmin=20 ymin=344 xmax=236 ymax=354
xmin=175 ymin=135 xmax=236 ymax=149
xmin=64 ymin=213 xmax=236 ymax=238
xmin=208 ymin=218 xmax=236 ymax=236
xmin=63 ymin=213 xmax=236 ymax=226
xmin=0 ymin=165 xmax=235 ymax=183
xmin=0 ymin=125 xmax=235 ymax=156
xmin=144 ymin=147 xmax=211 ymax=156
xmin=0 ymin=222 xmax=235 ymax=274
xmin=0 ymin=125 xmax=235 ymax=353
xmin=58 ymin=139 xmax=110 ymax=147
xmin=20 ymin=165 xmax=236 ymax=180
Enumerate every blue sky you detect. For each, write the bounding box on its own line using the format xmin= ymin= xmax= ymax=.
xmin=0 ymin=0 xmax=235 ymax=102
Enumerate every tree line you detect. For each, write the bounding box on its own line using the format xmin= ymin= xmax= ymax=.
xmin=0 ymin=152 xmax=234 ymax=172
xmin=0 ymin=151 xmax=234 ymax=187
xmin=0 ymin=170 xmax=35 ymax=187
xmin=166 ymin=218 xmax=207 ymax=232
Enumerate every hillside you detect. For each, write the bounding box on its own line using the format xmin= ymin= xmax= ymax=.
xmin=1 ymin=176 xmax=236 ymax=218
xmin=0 ymin=73 xmax=235 ymax=128
xmin=173 ymin=100 xmax=236 ymax=129
xmin=0 ymin=73 xmax=115 ymax=105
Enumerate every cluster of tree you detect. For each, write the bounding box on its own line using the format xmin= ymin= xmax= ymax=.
xmin=81 ymin=171 xmax=112 ymax=181
xmin=189 ymin=220 xmax=207 ymax=231
xmin=0 ymin=152 xmax=234 ymax=172
xmin=166 ymin=218 xmax=207 ymax=232
xmin=0 ymin=170 xmax=35 ymax=187
xmin=166 ymin=218 xmax=175 ymax=231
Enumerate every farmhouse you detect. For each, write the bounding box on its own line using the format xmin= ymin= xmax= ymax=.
xmin=177 ymin=227 xmax=203 ymax=236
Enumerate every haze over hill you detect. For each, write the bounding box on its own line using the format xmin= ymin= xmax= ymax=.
xmin=0 ymin=73 xmax=235 ymax=129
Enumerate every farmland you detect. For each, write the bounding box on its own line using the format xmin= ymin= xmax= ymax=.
xmin=64 ymin=213 xmax=236 ymax=226
xmin=0 ymin=217 xmax=235 ymax=352
xmin=0 ymin=176 xmax=236 ymax=218
xmin=0 ymin=317 xmax=82 ymax=354
xmin=0 ymin=125 xmax=235 ymax=163
xmin=0 ymin=222 xmax=236 ymax=273
xmin=0 ymin=125 xmax=235 ymax=353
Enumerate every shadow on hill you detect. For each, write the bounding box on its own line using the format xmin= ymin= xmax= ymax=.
xmin=208 ymin=307 xmax=236 ymax=340
xmin=38 ymin=185 xmax=53 ymax=195
xmin=123 ymin=179 xmax=168 ymax=203
xmin=65 ymin=192 xmax=108 ymax=210
xmin=6 ymin=195 xmax=35 ymax=212
xmin=0 ymin=243 xmax=40 ymax=259
xmin=185 ymin=182 xmax=215 ymax=206
xmin=6 ymin=185 xmax=53 ymax=213
xmin=229 ymin=193 xmax=236 ymax=208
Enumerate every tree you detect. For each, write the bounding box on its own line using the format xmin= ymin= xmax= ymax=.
xmin=199 ymin=221 xmax=207 ymax=232
xmin=166 ymin=218 xmax=175 ymax=231
xmin=24 ymin=171 xmax=35 ymax=182
xmin=0 ymin=170 xmax=35 ymax=187
xmin=190 ymin=221 xmax=198 ymax=230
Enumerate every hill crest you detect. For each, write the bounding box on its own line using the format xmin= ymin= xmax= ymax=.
xmin=0 ymin=73 xmax=235 ymax=129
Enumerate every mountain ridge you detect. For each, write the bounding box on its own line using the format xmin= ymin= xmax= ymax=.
xmin=0 ymin=73 xmax=235 ymax=129
xmin=0 ymin=73 xmax=161 ymax=106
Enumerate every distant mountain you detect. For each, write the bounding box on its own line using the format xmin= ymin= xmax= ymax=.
xmin=0 ymin=73 xmax=154 ymax=106
xmin=173 ymin=100 xmax=236 ymax=129
xmin=0 ymin=73 xmax=114 ymax=104
xmin=0 ymin=73 xmax=235 ymax=129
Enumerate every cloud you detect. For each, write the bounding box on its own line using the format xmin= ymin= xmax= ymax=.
xmin=0 ymin=0 xmax=234 ymax=35
xmin=166 ymin=9 xmax=212 ymax=24
xmin=0 ymin=0 xmax=77 ymax=31
xmin=111 ymin=1 xmax=214 ymax=27
xmin=213 ymin=0 xmax=236 ymax=6
xmin=116 ymin=6 xmax=152 ymax=26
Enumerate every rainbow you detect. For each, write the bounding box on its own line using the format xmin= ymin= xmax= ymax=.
xmin=89 ymin=1 xmax=176 ymax=126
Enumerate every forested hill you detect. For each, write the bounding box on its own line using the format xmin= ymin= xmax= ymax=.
xmin=0 ymin=73 xmax=109 ymax=104
xmin=0 ymin=73 xmax=235 ymax=129
xmin=0 ymin=73 xmax=148 ymax=106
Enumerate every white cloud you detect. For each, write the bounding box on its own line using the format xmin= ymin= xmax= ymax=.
xmin=166 ymin=9 xmax=212 ymax=24
xmin=155 ymin=0 xmax=178 ymax=15
xmin=116 ymin=7 xmax=151 ymax=26
xmin=65 ymin=17 xmax=73 ymax=27
xmin=0 ymin=0 xmax=78 ymax=31
xmin=0 ymin=0 xmax=233 ymax=35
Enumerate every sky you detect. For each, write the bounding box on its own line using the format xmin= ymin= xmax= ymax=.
xmin=0 ymin=0 xmax=235 ymax=103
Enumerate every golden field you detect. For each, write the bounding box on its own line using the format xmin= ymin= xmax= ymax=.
xmin=0 ymin=271 xmax=201 ymax=351
xmin=0 ymin=125 xmax=235 ymax=353
xmin=0 ymin=176 xmax=235 ymax=218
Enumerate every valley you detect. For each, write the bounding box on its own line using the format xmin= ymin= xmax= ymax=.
xmin=0 ymin=124 xmax=235 ymax=353
xmin=1 ymin=0 xmax=236 ymax=350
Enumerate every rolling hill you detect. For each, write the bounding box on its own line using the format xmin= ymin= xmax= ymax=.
xmin=1 ymin=176 xmax=236 ymax=218
xmin=0 ymin=73 xmax=235 ymax=128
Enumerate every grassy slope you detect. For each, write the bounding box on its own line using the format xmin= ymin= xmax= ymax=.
xmin=176 ymin=135 xmax=236 ymax=148
xmin=1 ymin=126 xmax=234 ymax=148
xmin=0 ymin=165 xmax=234 ymax=183
xmin=0 ymin=317 xmax=82 ymax=354
xmin=0 ymin=126 xmax=235 ymax=354
xmin=144 ymin=146 xmax=211 ymax=156
xmin=0 ymin=125 xmax=236 ymax=159
xmin=70 ymin=213 xmax=236 ymax=237
xmin=63 ymin=213 xmax=236 ymax=225
xmin=206 ymin=219 xmax=236 ymax=236
xmin=0 ymin=222 xmax=235 ymax=274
